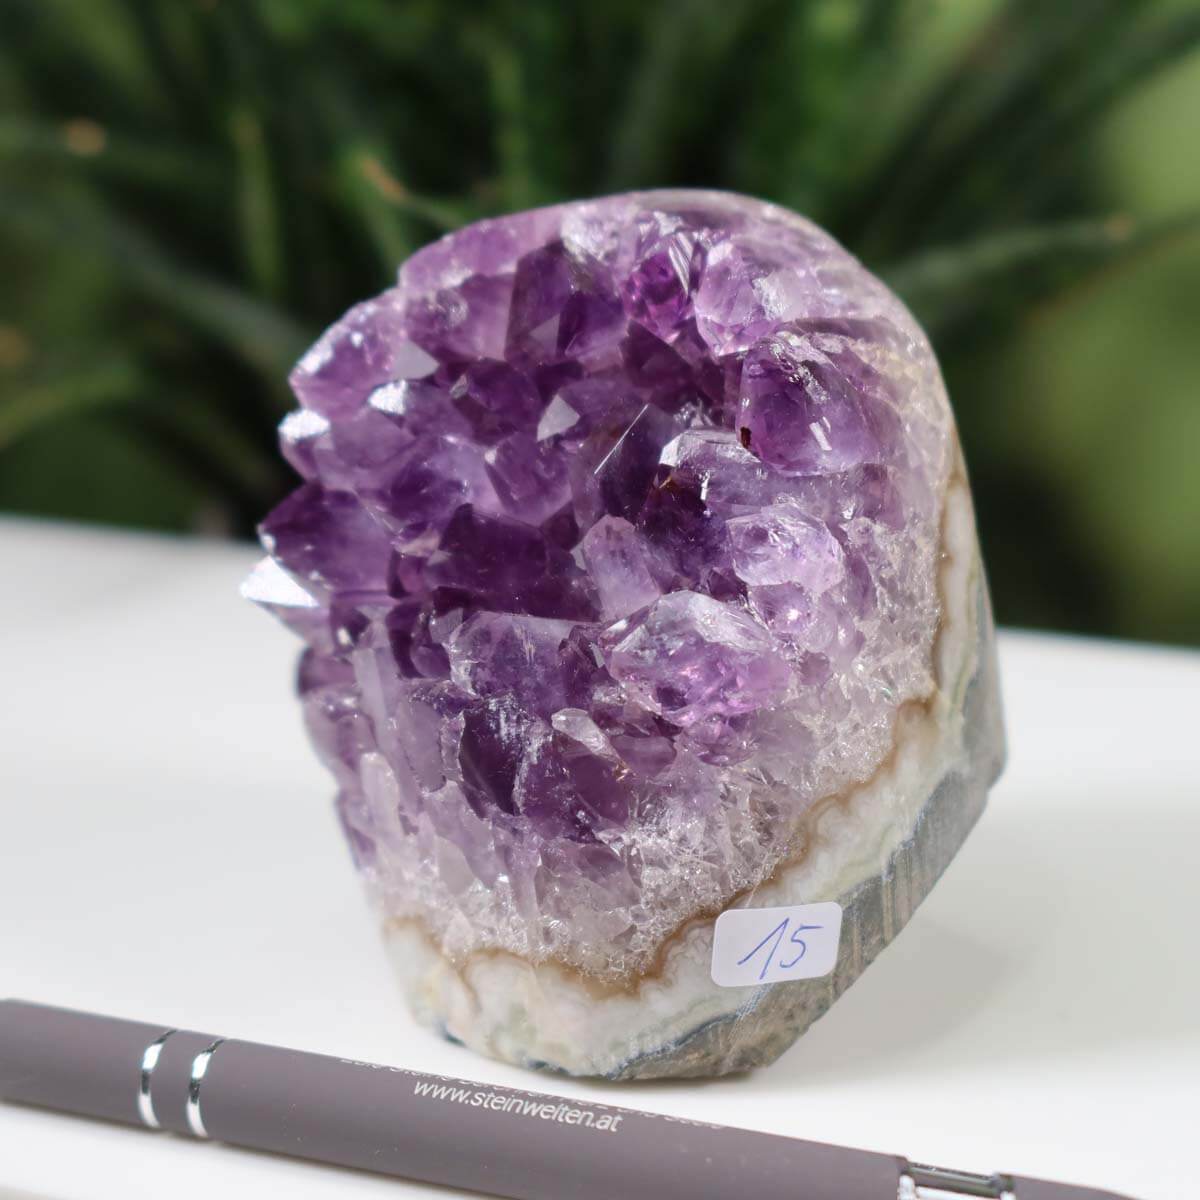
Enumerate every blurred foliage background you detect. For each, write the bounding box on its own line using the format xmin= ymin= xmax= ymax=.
xmin=1 ymin=0 xmax=1198 ymax=643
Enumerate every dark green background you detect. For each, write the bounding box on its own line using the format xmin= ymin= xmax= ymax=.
xmin=2 ymin=0 xmax=1198 ymax=643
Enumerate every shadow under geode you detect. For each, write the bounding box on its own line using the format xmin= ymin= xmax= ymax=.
xmin=595 ymin=794 xmax=1198 ymax=1094
xmin=758 ymin=795 xmax=1200 ymax=1087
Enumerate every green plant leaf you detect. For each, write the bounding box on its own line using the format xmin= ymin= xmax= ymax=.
xmin=465 ymin=16 xmax=540 ymax=212
xmin=842 ymin=0 xmax=1143 ymax=251
xmin=0 ymin=358 xmax=140 ymax=452
xmin=229 ymin=104 xmax=284 ymax=298
xmin=603 ymin=0 xmax=781 ymax=192
xmin=0 ymin=115 xmax=223 ymax=196
xmin=882 ymin=209 xmax=1200 ymax=334
xmin=0 ymin=188 xmax=310 ymax=384
xmin=985 ymin=9 xmax=1200 ymax=222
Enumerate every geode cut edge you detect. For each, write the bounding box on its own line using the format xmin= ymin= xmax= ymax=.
xmin=386 ymin=472 xmax=1004 ymax=1078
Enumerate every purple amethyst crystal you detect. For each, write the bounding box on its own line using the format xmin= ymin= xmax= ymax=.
xmin=249 ymin=191 xmax=1004 ymax=1079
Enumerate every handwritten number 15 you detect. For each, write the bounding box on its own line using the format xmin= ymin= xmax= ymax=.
xmin=736 ymin=917 xmax=823 ymax=981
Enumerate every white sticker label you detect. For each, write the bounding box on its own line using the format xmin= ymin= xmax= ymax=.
xmin=710 ymin=902 xmax=843 ymax=987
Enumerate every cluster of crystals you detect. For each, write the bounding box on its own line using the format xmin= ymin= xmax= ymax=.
xmin=248 ymin=191 xmax=952 ymax=979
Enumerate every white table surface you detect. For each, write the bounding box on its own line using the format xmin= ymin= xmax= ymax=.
xmin=0 ymin=517 xmax=1196 ymax=1200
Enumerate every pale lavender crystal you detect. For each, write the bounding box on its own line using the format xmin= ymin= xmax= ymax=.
xmin=251 ymin=190 xmax=960 ymax=1002
xmin=736 ymin=328 xmax=885 ymax=474
xmin=579 ymin=516 xmax=662 ymax=620
xmin=291 ymin=294 xmax=435 ymax=418
xmin=726 ymin=505 xmax=845 ymax=590
xmin=605 ymin=591 xmax=791 ymax=727
xmin=448 ymin=613 xmax=576 ymax=715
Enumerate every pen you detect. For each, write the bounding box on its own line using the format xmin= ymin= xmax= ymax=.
xmin=0 ymin=1001 xmax=1134 ymax=1200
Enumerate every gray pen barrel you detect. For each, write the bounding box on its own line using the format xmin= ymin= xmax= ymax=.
xmin=202 ymin=1038 xmax=899 ymax=1200
xmin=0 ymin=1000 xmax=166 ymax=1126
xmin=0 ymin=1001 xmax=1137 ymax=1200
xmin=0 ymin=1000 xmax=897 ymax=1199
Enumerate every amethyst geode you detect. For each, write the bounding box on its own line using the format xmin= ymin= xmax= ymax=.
xmin=247 ymin=190 xmax=1004 ymax=1078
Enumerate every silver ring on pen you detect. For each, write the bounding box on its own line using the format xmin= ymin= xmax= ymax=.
xmin=186 ymin=1038 xmax=225 ymax=1139
xmin=136 ymin=1029 xmax=175 ymax=1129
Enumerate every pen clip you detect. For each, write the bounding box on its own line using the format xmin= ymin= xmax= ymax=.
xmin=900 ymin=1163 xmax=1016 ymax=1200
